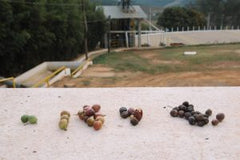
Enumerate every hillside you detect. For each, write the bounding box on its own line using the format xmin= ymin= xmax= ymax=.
xmin=91 ymin=0 xmax=194 ymax=7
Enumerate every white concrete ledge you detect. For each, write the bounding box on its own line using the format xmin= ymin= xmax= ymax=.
xmin=0 ymin=87 xmax=239 ymax=160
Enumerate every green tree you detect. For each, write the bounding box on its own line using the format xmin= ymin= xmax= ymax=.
xmin=0 ymin=0 xmax=106 ymax=77
xmin=157 ymin=7 xmax=206 ymax=30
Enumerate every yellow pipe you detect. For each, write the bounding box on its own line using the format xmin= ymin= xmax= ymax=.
xmin=71 ymin=60 xmax=91 ymax=77
xmin=32 ymin=66 xmax=66 ymax=88
xmin=0 ymin=77 xmax=16 ymax=88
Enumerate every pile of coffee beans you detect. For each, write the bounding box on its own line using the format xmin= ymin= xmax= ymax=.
xmin=211 ymin=113 xmax=225 ymax=126
xmin=59 ymin=111 xmax=70 ymax=131
xmin=170 ymin=101 xmax=211 ymax=127
xmin=77 ymin=104 xmax=105 ymax=131
xmin=119 ymin=107 xmax=143 ymax=126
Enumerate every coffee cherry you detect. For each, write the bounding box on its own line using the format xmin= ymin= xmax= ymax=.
xmin=195 ymin=114 xmax=205 ymax=121
xmin=188 ymin=116 xmax=196 ymax=125
xmin=92 ymin=104 xmax=101 ymax=112
xmin=197 ymin=121 xmax=205 ymax=127
xmin=130 ymin=115 xmax=139 ymax=126
xmin=216 ymin=113 xmax=225 ymax=122
xmin=93 ymin=120 xmax=103 ymax=131
xmin=120 ymin=111 xmax=130 ymax=118
xmin=184 ymin=112 xmax=192 ymax=120
xmin=182 ymin=101 xmax=189 ymax=107
xmin=205 ymin=109 xmax=212 ymax=116
xmin=178 ymin=105 xmax=187 ymax=112
xmin=133 ymin=108 xmax=143 ymax=121
xmin=212 ymin=119 xmax=219 ymax=126
xmin=60 ymin=111 xmax=70 ymax=117
xmin=128 ymin=108 xmax=135 ymax=115
xmin=186 ymin=105 xmax=194 ymax=112
xmin=203 ymin=117 xmax=209 ymax=125
xmin=178 ymin=110 xmax=185 ymax=118
xmin=170 ymin=109 xmax=178 ymax=117
xmin=86 ymin=116 xmax=95 ymax=127
xmin=21 ymin=115 xmax=29 ymax=123
xmin=119 ymin=107 xmax=127 ymax=114
xmin=85 ymin=109 xmax=95 ymax=116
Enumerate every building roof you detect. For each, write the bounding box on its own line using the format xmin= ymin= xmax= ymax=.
xmin=99 ymin=5 xmax=147 ymax=19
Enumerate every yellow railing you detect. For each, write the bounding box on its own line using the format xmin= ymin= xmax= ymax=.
xmin=0 ymin=77 xmax=16 ymax=88
xmin=71 ymin=60 xmax=91 ymax=77
xmin=32 ymin=66 xmax=67 ymax=88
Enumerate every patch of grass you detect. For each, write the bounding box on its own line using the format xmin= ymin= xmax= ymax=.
xmin=93 ymin=44 xmax=240 ymax=74
xmin=94 ymin=51 xmax=152 ymax=73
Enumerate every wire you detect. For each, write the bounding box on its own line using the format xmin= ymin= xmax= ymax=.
xmin=0 ymin=0 xmax=83 ymax=6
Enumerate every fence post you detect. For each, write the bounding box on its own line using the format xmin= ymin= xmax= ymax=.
xmin=198 ymin=26 xmax=200 ymax=31
xmin=177 ymin=27 xmax=179 ymax=32
xmin=204 ymin=26 xmax=206 ymax=31
xmin=182 ymin=27 xmax=184 ymax=32
xmin=238 ymin=26 xmax=239 ymax=30
xmin=137 ymin=19 xmax=141 ymax=48
xmin=147 ymin=32 xmax=150 ymax=46
xmin=187 ymin=26 xmax=189 ymax=31
xmin=125 ymin=32 xmax=129 ymax=48
xmin=220 ymin=26 xmax=222 ymax=30
xmin=171 ymin=27 xmax=173 ymax=32
xmin=193 ymin=26 xmax=195 ymax=31
xmin=214 ymin=26 xmax=217 ymax=30
xmin=232 ymin=26 xmax=234 ymax=30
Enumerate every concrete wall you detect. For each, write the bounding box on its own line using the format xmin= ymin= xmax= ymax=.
xmin=0 ymin=88 xmax=239 ymax=160
xmin=136 ymin=30 xmax=240 ymax=47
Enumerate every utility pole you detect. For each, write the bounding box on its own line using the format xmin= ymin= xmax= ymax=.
xmin=149 ymin=7 xmax=152 ymax=31
xmin=107 ymin=16 xmax=111 ymax=53
xmin=82 ymin=0 xmax=88 ymax=60
xmin=207 ymin=12 xmax=211 ymax=30
xmin=221 ymin=14 xmax=224 ymax=27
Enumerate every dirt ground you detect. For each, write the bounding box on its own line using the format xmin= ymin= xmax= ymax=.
xmin=52 ymin=64 xmax=240 ymax=87
xmin=52 ymin=45 xmax=240 ymax=87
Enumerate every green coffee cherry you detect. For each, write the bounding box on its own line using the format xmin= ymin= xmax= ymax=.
xmin=21 ymin=115 xmax=29 ymax=123
xmin=28 ymin=115 xmax=37 ymax=124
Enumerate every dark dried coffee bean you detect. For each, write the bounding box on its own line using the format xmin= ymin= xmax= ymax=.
xmin=212 ymin=119 xmax=219 ymax=126
xmin=182 ymin=101 xmax=189 ymax=107
xmin=188 ymin=104 xmax=194 ymax=110
xmin=193 ymin=113 xmax=199 ymax=119
xmin=188 ymin=116 xmax=196 ymax=125
xmin=203 ymin=114 xmax=209 ymax=118
xmin=216 ymin=113 xmax=225 ymax=122
xmin=120 ymin=111 xmax=130 ymax=118
xmin=178 ymin=110 xmax=185 ymax=118
xmin=119 ymin=107 xmax=127 ymax=114
xmin=197 ymin=121 xmax=205 ymax=127
xmin=130 ymin=115 xmax=139 ymax=126
xmin=205 ymin=109 xmax=212 ymax=116
xmin=178 ymin=105 xmax=187 ymax=111
xmin=184 ymin=112 xmax=192 ymax=120
xmin=203 ymin=117 xmax=209 ymax=124
xmin=170 ymin=109 xmax=178 ymax=117
xmin=186 ymin=106 xmax=194 ymax=112
xmin=195 ymin=114 xmax=205 ymax=121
